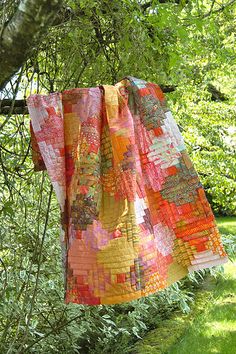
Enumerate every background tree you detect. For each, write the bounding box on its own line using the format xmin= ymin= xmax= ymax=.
xmin=0 ymin=0 xmax=63 ymax=90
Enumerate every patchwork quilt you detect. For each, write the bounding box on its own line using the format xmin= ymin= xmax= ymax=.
xmin=27 ymin=77 xmax=228 ymax=305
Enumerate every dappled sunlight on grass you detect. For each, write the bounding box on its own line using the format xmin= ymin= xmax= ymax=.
xmin=205 ymin=320 xmax=235 ymax=331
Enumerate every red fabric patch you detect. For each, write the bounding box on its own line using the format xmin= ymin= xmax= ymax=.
xmin=77 ymin=275 xmax=84 ymax=285
xmin=80 ymin=185 xmax=89 ymax=194
xmin=167 ymin=165 xmax=178 ymax=176
xmin=139 ymin=88 xmax=150 ymax=96
xmin=89 ymin=143 xmax=99 ymax=154
xmin=86 ymin=298 xmax=101 ymax=305
xmin=78 ymin=284 xmax=90 ymax=291
xmin=179 ymin=203 xmax=192 ymax=214
xmin=117 ymin=273 xmax=126 ymax=283
xmin=63 ymin=102 xmax=72 ymax=113
xmin=196 ymin=243 xmax=207 ymax=252
xmin=113 ymin=230 xmax=122 ymax=238
xmin=189 ymin=237 xmax=208 ymax=246
xmin=76 ymin=230 xmax=82 ymax=239
xmin=141 ymin=154 xmax=148 ymax=165
xmin=153 ymin=127 xmax=164 ymax=136
xmin=46 ymin=107 xmax=56 ymax=115
xmin=165 ymin=254 xmax=173 ymax=264
xmin=65 ymin=155 xmax=75 ymax=184
xmin=147 ymin=83 xmax=165 ymax=101
xmin=30 ymin=122 xmax=46 ymax=171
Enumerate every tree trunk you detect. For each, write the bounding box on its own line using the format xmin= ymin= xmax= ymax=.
xmin=0 ymin=0 xmax=63 ymax=91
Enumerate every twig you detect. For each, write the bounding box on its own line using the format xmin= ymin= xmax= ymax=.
xmin=202 ymin=0 xmax=236 ymax=18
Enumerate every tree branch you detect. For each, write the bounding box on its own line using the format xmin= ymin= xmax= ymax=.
xmin=207 ymin=84 xmax=228 ymax=102
xmin=202 ymin=0 xmax=236 ymax=18
xmin=0 ymin=0 xmax=63 ymax=91
xmin=0 ymin=84 xmax=176 ymax=115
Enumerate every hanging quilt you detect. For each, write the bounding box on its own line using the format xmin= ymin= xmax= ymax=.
xmin=27 ymin=77 xmax=228 ymax=305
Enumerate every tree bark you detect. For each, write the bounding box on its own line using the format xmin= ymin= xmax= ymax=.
xmin=0 ymin=0 xmax=63 ymax=91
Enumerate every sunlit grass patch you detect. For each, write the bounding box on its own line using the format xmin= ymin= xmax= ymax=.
xmin=216 ymin=216 xmax=236 ymax=235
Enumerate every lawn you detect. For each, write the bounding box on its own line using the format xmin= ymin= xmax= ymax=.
xmin=167 ymin=260 xmax=236 ymax=354
xmin=216 ymin=216 xmax=236 ymax=235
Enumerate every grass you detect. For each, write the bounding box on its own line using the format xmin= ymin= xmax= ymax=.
xmin=167 ymin=260 xmax=236 ymax=354
xmin=215 ymin=216 xmax=236 ymax=235
xmin=133 ymin=216 xmax=236 ymax=354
